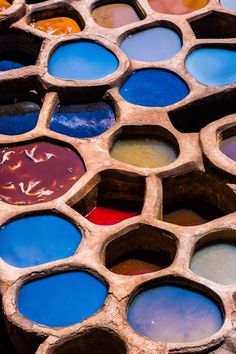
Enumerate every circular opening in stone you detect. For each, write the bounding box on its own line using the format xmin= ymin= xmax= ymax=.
xmin=0 ymin=140 xmax=85 ymax=205
xmin=148 ymin=0 xmax=208 ymax=15
xmin=92 ymin=2 xmax=142 ymax=28
xmin=0 ymin=99 xmax=40 ymax=135
xmin=105 ymin=225 xmax=176 ymax=276
xmin=30 ymin=17 xmax=82 ymax=36
xmin=186 ymin=47 xmax=236 ymax=86
xmin=221 ymin=0 xmax=236 ymax=11
xmin=191 ymin=231 xmax=236 ymax=285
xmin=49 ymin=100 xmax=116 ymax=139
xmin=120 ymin=26 xmax=182 ymax=62
xmin=120 ymin=69 xmax=189 ymax=107
xmin=50 ymin=329 xmax=127 ymax=354
xmin=219 ymin=129 xmax=236 ymax=162
xmin=128 ymin=281 xmax=223 ymax=343
xmin=18 ymin=271 xmax=107 ymax=327
xmin=0 ymin=213 xmax=82 ymax=268
xmin=110 ymin=126 xmax=178 ymax=168
xmin=48 ymin=41 xmax=119 ymax=81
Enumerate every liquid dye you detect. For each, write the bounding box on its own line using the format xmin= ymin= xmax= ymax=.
xmin=120 ymin=27 xmax=182 ymax=62
xmin=48 ymin=41 xmax=119 ymax=81
xmin=191 ymin=242 xmax=236 ymax=285
xmin=0 ymin=101 xmax=39 ymax=135
xmin=220 ymin=135 xmax=236 ymax=161
xmin=111 ymin=259 xmax=160 ymax=276
xmin=0 ymin=51 xmax=35 ymax=71
xmin=111 ymin=138 xmax=177 ymax=168
xmin=0 ymin=214 xmax=81 ymax=268
xmin=120 ymin=69 xmax=189 ymax=107
xmin=18 ymin=271 xmax=107 ymax=327
xmin=31 ymin=17 xmax=81 ymax=36
xmin=221 ymin=0 xmax=236 ymax=10
xmin=148 ymin=0 xmax=208 ymax=14
xmin=0 ymin=141 xmax=85 ymax=205
xmin=128 ymin=285 xmax=223 ymax=343
xmin=186 ymin=48 xmax=236 ymax=86
xmin=50 ymin=101 xmax=115 ymax=138
xmin=86 ymin=206 xmax=138 ymax=225
xmin=0 ymin=0 xmax=10 ymax=11
xmin=92 ymin=3 xmax=140 ymax=28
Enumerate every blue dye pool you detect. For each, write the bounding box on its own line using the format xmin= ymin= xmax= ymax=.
xmin=120 ymin=27 xmax=182 ymax=62
xmin=120 ymin=69 xmax=189 ymax=107
xmin=18 ymin=271 xmax=107 ymax=326
xmin=128 ymin=285 xmax=223 ymax=343
xmin=0 ymin=101 xmax=40 ymax=135
xmin=0 ymin=60 xmax=24 ymax=71
xmin=221 ymin=0 xmax=236 ymax=10
xmin=0 ymin=214 xmax=82 ymax=267
xmin=48 ymin=41 xmax=119 ymax=80
xmin=186 ymin=48 xmax=236 ymax=86
xmin=50 ymin=101 xmax=115 ymax=138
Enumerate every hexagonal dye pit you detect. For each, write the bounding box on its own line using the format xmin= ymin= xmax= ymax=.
xmin=111 ymin=137 xmax=177 ymax=168
xmin=186 ymin=48 xmax=236 ymax=86
xmin=0 ymin=101 xmax=40 ymax=135
xmin=0 ymin=141 xmax=85 ymax=205
xmin=30 ymin=17 xmax=81 ymax=36
xmin=48 ymin=41 xmax=119 ymax=81
xmin=120 ymin=27 xmax=182 ymax=62
xmin=128 ymin=284 xmax=223 ymax=343
xmin=0 ymin=0 xmax=10 ymax=11
xmin=220 ymin=134 xmax=236 ymax=161
xmin=0 ymin=214 xmax=82 ymax=268
xmin=18 ymin=271 xmax=107 ymax=327
xmin=50 ymin=101 xmax=115 ymax=138
xmin=148 ymin=0 xmax=208 ymax=14
xmin=221 ymin=0 xmax=236 ymax=10
xmin=191 ymin=242 xmax=236 ymax=285
xmin=92 ymin=3 xmax=141 ymax=28
xmin=120 ymin=69 xmax=189 ymax=107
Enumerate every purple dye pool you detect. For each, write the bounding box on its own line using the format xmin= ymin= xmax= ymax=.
xmin=50 ymin=101 xmax=115 ymax=138
xmin=220 ymin=135 xmax=236 ymax=161
xmin=128 ymin=285 xmax=223 ymax=343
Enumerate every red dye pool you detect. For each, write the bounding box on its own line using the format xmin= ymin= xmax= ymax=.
xmin=86 ymin=206 xmax=137 ymax=225
xmin=0 ymin=141 xmax=85 ymax=205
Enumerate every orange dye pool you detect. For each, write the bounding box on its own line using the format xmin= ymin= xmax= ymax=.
xmin=0 ymin=141 xmax=85 ymax=205
xmin=148 ymin=0 xmax=208 ymax=14
xmin=111 ymin=259 xmax=160 ymax=275
xmin=0 ymin=0 xmax=11 ymax=11
xmin=31 ymin=17 xmax=81 ymax=35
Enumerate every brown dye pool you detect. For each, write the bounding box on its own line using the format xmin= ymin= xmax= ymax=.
xmin=110 ymin=138 xmax=177 ymax=168
xmin=163 ymin=201 xmax=224 ymax=226
xmin=31 ymin=17 xmax=81 ymax=35
xmin=111 ymin=259 xmax=160 ymax=276
xmin=148 ymin=0 xmax=208 ymax=14
xmin=92 ymin=3 xmax=140 ymax=28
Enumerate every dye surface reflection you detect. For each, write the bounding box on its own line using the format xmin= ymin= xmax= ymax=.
xmin=0 ymin=101 xmax=39 ymax=135
xmin=18 ymin=271 xmax=107 ymax=326
xmin=49 ymin=41 xmax=119 ymax=81
xmin=31 ymin=17 xmax=81 ymax=35
xmin=50 ymin=101 xmax=115 ymax=138
xmin=186 ymin=48 xmax=236 ymax=86
xmin=148 ymin=0 xmax=208 ymax=14
xmin=120 ymin=69 xmax=189 ymax=107
xmin=220 ymin=135 xmax=236 ymax=161
xmin=191 ymin=242 xmax=236 ymax=285
xmin=0 ymin=215 xmax=81 ymax=268
xmin=120 ymin=27 xmax=181 ymax=62
xmin=128 ymin=285 xmax=223 ymax=343
xmin=0 ymin=141 xmax=85 ymax=205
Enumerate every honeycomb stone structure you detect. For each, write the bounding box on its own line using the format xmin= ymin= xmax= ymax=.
xmin=0 ymin=0 xmax=236 ymax=353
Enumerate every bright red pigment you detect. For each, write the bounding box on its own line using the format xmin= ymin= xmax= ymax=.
xmin=0 ymin=141 xmax=85 ymax=205
xmin=86 ymin=206 xmax=137 ymax=225
xmin=111 ymin=259 xmax=160 ymax=275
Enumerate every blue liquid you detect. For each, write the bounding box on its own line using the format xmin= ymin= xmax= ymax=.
xmin=120 ymin=69 xmax=189 ymax=107
xmin=0 ymin=214 xmax=81 ymax=268
xmin=48 ymin=41 xmax=119 ymax=80
xmin=186 ymin=48 xmax=236 ymax=86
xmin=221 ymin=0 xmax=236 ymax=10
xmin=0 ymin=101 xmax=40 ymax=135
xmin=50 ymin=101 xmax=115 ymax=138
xmin=0 ymin=60 xmax=24 ymax=71
xmin=128 ymin=285 xmax=223 ymax=343
xmin=120 ymin=27 xmax=182 ymax=62
xmin=18 ymin=271 xmax=107 ymax=327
